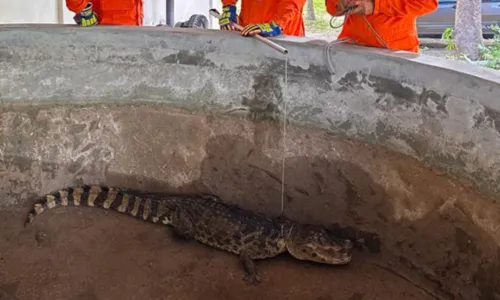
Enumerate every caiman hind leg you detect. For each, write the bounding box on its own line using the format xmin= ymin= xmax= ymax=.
xmin=239 ymin=252 xmax=261 ymax=285
xmin=169 ymin=208 xmax=196 ymax=240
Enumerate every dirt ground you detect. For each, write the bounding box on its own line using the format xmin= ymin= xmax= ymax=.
xmin=0 ymin=207 xmax=433 ymax=300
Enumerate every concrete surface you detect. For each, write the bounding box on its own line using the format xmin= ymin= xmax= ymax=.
xmin=1 ymin=25 xmax=500 ymax=299
xmin=2 ymin=25 xmax=500 ymax=202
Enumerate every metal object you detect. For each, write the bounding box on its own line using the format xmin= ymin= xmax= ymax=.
xmin=166 ymin=0 xmax=174 ymax=26
xmin=209 ymin=8 xmax=288 ymax=54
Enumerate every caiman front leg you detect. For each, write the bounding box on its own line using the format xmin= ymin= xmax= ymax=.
xmin=239 ymin=252 xmax=261 ymax=285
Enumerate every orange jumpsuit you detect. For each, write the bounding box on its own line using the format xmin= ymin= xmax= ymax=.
xmin=326 ymin=0 xmax=438 ymax=53
xmin=221 ymin=0 xmax=307 ymax=36
xmin=66 ymin=0 xmax=144 ymax=26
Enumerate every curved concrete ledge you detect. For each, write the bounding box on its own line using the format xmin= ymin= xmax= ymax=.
xmin=2 ymin=25 xmax=500 ymax=202
xmin=1 ymin=25 xmax=500 ymax=299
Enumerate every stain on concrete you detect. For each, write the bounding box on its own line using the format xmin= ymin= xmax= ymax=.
xmin=128 ymin=83 xmax=177 ymax=101
xmin=419 ymin=89 xmax=449 ymax=114
xmin=461 ymin=141 xmax=476 ymax=150
xmin=0 ymin=50 xmax=14 ymax=62
xmin=289 ymin=106 xmax=324 ymax=121
xmin=473 ymin=106 xmax=500 ymax=133
xmin=338 ymin=71 xmax=448 ymax=114
xmin=69 ymin=123 xmax=88 ymax=135
xmin=5 ymin=156 xmax=33 ymax=173
xmin=80 ymin=143 xmax=96 ymax=153
xmin=432 ymin=151 xmax=468 ymax=169
xmin=161 ymin=50 xmax=216 ymax=68
xmin=241 ymin=73 xmax=282 ymax=115
xmin=265 ymin=58 xmax=333 ymax=91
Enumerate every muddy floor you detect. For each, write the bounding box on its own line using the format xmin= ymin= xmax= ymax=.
xmin=0 ymin=208 xmax=432 ymax=300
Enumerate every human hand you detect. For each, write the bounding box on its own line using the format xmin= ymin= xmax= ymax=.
xmin=350 ymin=0 xmax=374 ymax=15
xmin=73 ymin=3 xmax=98 ymax=26
xmin=219 ymin=5 xmax=238 ymax=30
xmin=241 ymin=22 xmax=282 ymax=37
xmin=336 ymin=0 xmax=349 ymax=12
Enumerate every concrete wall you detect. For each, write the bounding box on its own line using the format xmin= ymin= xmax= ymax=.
xmin=2 ymin=25 xmax=500 ymax=202
xmin=2 ymin=25 xmax=500 ymax=299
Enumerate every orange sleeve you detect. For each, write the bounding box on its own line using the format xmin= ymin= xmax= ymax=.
xmin=325 ymin=0 xmax=341 ymax=15
xmin=221 ymin=0 xmax=238 ymax=6
xmin=374 ymin=0 xmax=438 ymax=17
xmin=274 ymin=0 xmax=307 ymax=31
xmin=65 ymin=0 xmax=89 ymax=13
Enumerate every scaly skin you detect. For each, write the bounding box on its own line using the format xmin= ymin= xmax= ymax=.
xmin=24 ymin=184 xmax=354 ymax=284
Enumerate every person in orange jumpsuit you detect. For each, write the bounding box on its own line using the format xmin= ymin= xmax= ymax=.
xmin=65 ymin=0 xmax=144 ymax=26
xmin=219 ymin=0 xmax=306 ymax=37
xmin=326 ymin=0 xmax=438 ymax=53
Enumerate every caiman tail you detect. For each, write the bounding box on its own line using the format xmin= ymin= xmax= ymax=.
xmin=24 ymin=184 xmax=166 ymax=227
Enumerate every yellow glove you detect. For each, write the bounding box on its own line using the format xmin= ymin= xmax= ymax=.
xmin=241 ymin=22 xmax=282 ymax=37
xmin=219 ymin=5 xmax=238 ymax=30
xmin=73 ymin=3 xmax=98 ymax=27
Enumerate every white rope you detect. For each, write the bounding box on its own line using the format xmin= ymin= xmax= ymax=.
xmin=280 ymin=54 xmax=288 ymax=217
xmin=280 ymin=9 xmax=386 ymax=218
xmin=325 ymin=8 xmax=388 ymax=74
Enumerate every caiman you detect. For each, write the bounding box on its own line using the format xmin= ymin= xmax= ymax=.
xmin=24 ymin=184 xmax=354 ymax=284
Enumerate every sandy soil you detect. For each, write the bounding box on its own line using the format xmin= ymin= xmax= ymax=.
xmin=0 ymin=207 xmax=433 ymax=300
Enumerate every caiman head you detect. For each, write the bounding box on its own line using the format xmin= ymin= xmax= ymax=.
xmin=284 ymin=223 xmax=353 ymax=265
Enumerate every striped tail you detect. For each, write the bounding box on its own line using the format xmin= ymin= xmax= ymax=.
xmin=24 ymin=184 xmax=168 ymax=227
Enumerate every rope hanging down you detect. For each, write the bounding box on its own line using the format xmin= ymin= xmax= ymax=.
xmin=325 ymin=5 xmax=388 ymax=74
